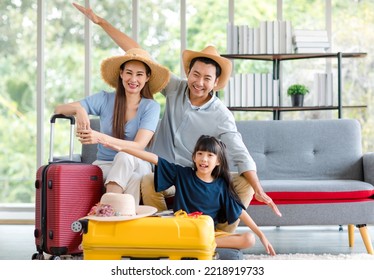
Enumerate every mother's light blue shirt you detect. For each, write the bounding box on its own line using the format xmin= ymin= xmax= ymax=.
xmin=80 ymin=90 xmax=160 ymax=161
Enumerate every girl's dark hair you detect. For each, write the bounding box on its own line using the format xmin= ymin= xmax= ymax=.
xmin=192 ymin=135 xmax=241 ymax=204
xmin=112 ymin=60 xmax=153 ymax=139
xmin=189 ymin=57 xmax=222 ymax=79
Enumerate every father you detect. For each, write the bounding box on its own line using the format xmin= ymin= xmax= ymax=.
xmin=73 ymin=3 xmax=281 ymax=234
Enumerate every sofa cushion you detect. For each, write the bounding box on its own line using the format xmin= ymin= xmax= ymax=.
xmin=235 ymin=119 xmax=363 ymax=181
xmin=250 ymin=179 xmax=374 ymax=204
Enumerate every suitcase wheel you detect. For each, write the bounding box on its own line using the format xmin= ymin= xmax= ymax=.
xmin=71 ymin=220 xmax=83 ymax=233
xmin=31 ymin=253 xmax=45 ymax=260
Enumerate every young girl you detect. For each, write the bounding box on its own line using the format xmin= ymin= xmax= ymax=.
xmin=102 ymin=135 xmax=276 ymax=255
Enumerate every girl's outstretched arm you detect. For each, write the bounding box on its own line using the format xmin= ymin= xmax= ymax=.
xmin=99 ymin=139 xmax=159 ymax=165
xmin=239 ymin=210 xmax=276 ymax=256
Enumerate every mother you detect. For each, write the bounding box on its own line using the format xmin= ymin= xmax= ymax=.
xmin=55 ymin=48 xmax=170 ymax=205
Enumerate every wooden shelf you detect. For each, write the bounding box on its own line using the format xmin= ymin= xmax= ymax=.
xmin=228 ymin=105 xmax=367 ymax=112
xmin=222 ymin=52 xmax=367 ymax=61
xmin=222 ymin=52 xmax=367 ymax=119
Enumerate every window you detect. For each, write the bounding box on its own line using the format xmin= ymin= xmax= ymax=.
xmin=0 ymin=0 xmax=37 ymax=203
xmin=1 ymin=0 xmax=373 ymax=205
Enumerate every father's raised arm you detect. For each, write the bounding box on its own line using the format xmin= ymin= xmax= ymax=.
xmin=73 ymin=2 xmax=140 ymax=51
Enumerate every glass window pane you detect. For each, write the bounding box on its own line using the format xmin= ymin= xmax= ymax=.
xmin=2 ymin=0 xmax=373 ymax=206
xmin=90 ymin=0 xmax=133 ymax=94
xmin=283 ymin=0 xmax=325 ymax=30
xmin=138 ymin=0 xmax=179 ymax=108
xmin=187 ymin=0 xmax=228 ymax=54
xmin=44 ymin=1 xmax=87 ymax=164
xmin=0 ymin=1 xmax=37 ymax=203
xmin=235 ymin=0 xmax=277 ymax=26
xmin=139 ymin=0 xmax=180 ymax=74
xmin=332 ymin=0 xmax=374 ymax=152
xmin=45 ymin=1 xmax=85 ymax=112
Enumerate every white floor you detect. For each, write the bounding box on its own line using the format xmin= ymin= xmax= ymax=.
xmin=241 ymin=224 xmax=374 ymax=255
xmin=1 ymin=224 xmax=373 ymax=260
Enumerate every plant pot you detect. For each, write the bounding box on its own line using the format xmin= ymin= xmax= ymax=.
xmin=291 ymin=94 xmax=304 ymax=107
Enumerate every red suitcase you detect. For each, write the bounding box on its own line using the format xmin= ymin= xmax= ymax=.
xmin=32 ymin=114 xmax=103 ymax=260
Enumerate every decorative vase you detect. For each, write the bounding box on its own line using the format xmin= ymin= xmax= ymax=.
xmin=291 ymin=94 xmax=304 ymax=107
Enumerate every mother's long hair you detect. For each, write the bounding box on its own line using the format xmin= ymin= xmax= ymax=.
xmin=112 ymin=61 xmax=152 ymax=139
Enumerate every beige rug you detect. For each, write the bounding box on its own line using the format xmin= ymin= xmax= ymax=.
xmin=244 ymin=253 xmax=374 ymax=260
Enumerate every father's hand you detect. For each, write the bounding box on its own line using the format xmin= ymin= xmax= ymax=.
xmin=254 ymin=191 xmax=282 ymax=217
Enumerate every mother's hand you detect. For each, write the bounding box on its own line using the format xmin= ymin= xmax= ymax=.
xmin=72 ymin=2 xmax=102 ymax=24
xmin=74 ymin=107 xmax=91 ymax=131
xmin=76 ymin=129 xmax=100 ymax=145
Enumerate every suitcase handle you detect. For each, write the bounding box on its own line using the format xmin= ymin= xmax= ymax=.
xmin=50 ymin=114 xmax=76 ymax=125
xmin=174 ymin=210 xmax=203 ymax=218
xmin=49 ymin=114 xmax=76 ymax=163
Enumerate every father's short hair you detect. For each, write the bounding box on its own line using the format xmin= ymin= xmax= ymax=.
xmin=189 ymin=57 xmax=222 ymax=78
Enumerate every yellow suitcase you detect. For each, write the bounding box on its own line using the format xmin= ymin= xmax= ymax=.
xmin=79 ymin=212 xmax=216 ymax=260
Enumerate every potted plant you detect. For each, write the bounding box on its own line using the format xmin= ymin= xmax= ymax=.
xmin=287 ymin=84 xmax=309 ymax=107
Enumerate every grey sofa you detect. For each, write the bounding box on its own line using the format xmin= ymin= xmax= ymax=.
xmin=235 ymin=119 xmax=374 ymax=254
xmin=83 ymin=118 xmax=374 ymax=254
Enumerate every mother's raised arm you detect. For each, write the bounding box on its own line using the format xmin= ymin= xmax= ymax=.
xmin=72 ymin=2 xmax=140 ymax=51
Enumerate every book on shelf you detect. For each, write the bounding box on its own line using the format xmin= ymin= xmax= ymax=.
xmin=226 ymin=20 xmax=293 ymax=54
xmin=273 ymin=79 xmax=279 ymax=107
xmin=266 ymin=20 xmax=273 ymax=54
xmin=279 ymin=20 xmax=287 ymax=53
xmin=294 ymin=41 xmax=330 ymax=48
xmin=286 ymin=21 xmax=293 ymax=53
xmin=293 ymin=35 xmax=329 ymax=43
xmin=318 ymin=73 xmax=326 ymax=106
xmin=253 ymin=73 xmax=261 ymax=106
xmin=266 ymin=73 xmax=273 ymax=106
xmin=253 ymin=27 xmax=260 ymax=54
xmin=246 ymin=73 xmax=255 ymax=107
xmin=234 ymin=74 xmax=241 ymax=107
xmin=273 ymin=20 xmax=280 ymax=54
xmin=261 ymin=73 xmax=267 ymax=106
xmin=224 ymin=78 xmax=232 ymax=107
xmin=313 ymin=72 xmax=334 ymax=106
xmin=260 ymin=21 xmax=267 ymax=54
xmin=292 ymin=29 xmax=330 ymax=54
xmin=293 ymin=29 xmax=328 ymax=37
xmin=312 ymin=73 xmax=318 ymax=106
xmin=248 ymin=27 xmax=254 ymax=54
xmin=224 ymin=42 xmax=341 ymax=110
xmin=238 ymin=25 xmax=247 ymax=54
xmin=233 ymin=24 xmax=239 ymax=54
xmin=224 ymin=73 xmax=278 ymax=108
xmin=326 ymin=73 xmax=333 ymax=106
xmin=240 ymin=73 xmax=247 ymax=106
xmin=226 ymin=22 xmax=233 ymax=54
xmin=295 ymin=47 xmax=328 ymax=53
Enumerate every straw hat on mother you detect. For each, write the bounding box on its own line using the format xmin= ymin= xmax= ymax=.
xmin=101 ymin=48 xmax=170 ymax=94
